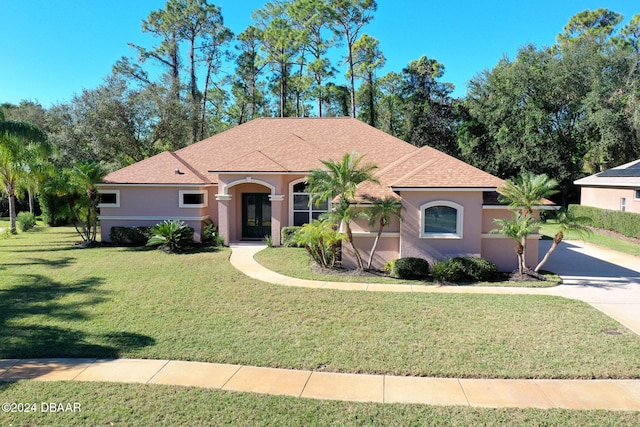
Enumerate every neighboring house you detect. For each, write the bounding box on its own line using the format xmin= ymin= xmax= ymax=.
xmin=574 ymin=159 xmax=640 ymax=214
xmin=99 ymin=117 xmax=542 ymax=271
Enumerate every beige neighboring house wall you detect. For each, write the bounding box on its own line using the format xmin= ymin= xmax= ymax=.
xmin=578 ymin=186 xmax=640 ymax=213
xmin=575 ymin=159 xmax=640 ymax=214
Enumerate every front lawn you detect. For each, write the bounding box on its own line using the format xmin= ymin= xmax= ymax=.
xmin=1 ymin=381 xmax=639 ymax=426
xmin=540 ymin=222 xmax=640 ymax=257
xmin=0 ymin=226 xmax=639 ymax=379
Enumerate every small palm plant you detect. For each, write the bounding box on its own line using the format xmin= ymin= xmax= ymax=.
xmin=306 ymin=151 xmax=379 ymax=270
xmin=492 ymin=212 xmax=540 ymax=274
xmin=293 ymin=219 xmax=345 ymax=268
xmin=147 ymin=220 xmax=194 ymax=253
xmin=363 ymin=195 xmax=403 ymax=270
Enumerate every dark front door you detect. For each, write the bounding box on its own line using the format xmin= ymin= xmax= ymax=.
xmin=242 ymin=193 xmax=271 ymax=239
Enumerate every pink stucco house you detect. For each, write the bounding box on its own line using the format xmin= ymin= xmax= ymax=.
xmin=98 ymin=117 xmax=541 ymax=271
xmin=574 ymin=159 xmax=640 ymax=213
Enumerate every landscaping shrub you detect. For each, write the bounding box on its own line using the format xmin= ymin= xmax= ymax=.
xmin=432 ymin=257 xmax=497 ymax=282
xmin=16 ymin=212 xmax=36 ymax=232
xmin=281 ymin=226 xmax=302 ymax=247
xmin=201 ymin=219 xmax=224 ymax=246
xmin=146 ymin=220 xmax=194 ymax=253
xmin=392 ymin=257 xmax=430 ymax=280
xmin=381 ymin=259 xmax=396 ymax=274
xmin=569 ymin=204 xmax=640 ymax=239
xmin=109 ymin=226 xmax=151 ymax=246
xmin=38 ymin=193 xmax=69 ymax=226
xmin=431 ymin=258 xmax=466 ymax=282
xmin=461 ymin=257 xmax=498 ymax=281
xmin=293 ymin=220 xmax=343 ymax=268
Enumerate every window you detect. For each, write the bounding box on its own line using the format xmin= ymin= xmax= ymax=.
xmin=291 ymin=181 xmax=330 ymax=226
xmin=420 ymin=201 xmax=463 ymax=239
xmin=98 ymin=190 xmax=119 ymax=208
xmin=621 ymin=197 xmax=627 ymax=212
xmin=179 ymin=190 xmax=208 ymax=208
xmin=635 ymin=189 xmax=640 ymax=200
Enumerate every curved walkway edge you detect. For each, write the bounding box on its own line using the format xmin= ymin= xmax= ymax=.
xmin=2 ymin=358 xmax=640 ymax=410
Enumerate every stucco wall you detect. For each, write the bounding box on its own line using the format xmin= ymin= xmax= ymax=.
xmin=99 ymin=185 xmax=216 ymax=243
xmin=399 ymin=191 xmax=483 ymax=263
xmin=580 ymin=186 xmax=640 ymax=213
xmin=342 ymin=234 xmax=400 ymax=270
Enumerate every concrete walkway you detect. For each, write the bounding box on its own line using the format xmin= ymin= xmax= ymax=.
xmin=3 ymin=240 xmax=639 ymax=410
xmin=2 ymin=358 xmax=640 ymax=410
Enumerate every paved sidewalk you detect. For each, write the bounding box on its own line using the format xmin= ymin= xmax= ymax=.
xmin=2 ymin=358 xmax=640 ymax=410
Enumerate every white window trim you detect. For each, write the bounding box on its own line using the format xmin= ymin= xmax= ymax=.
xmin=98 ymin=189 xmax=120 ymax=208
xmin=179 ymin=190 xmax=208 ymax=208
xmin=620 ymin=197 xmax=627 ymax=212
xmin=420 ymin=200 xmax=463 ymax=239
xmin=634 ymin=189 xmax=640 ymax=201
xmin=288 ymin=178 xmax=330 ymax=226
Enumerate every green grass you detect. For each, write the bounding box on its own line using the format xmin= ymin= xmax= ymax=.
xmin=540 ymin=222 xmax=640 ymax=257
xmin=1 ymin=227 xmax=639 ymax=379
xmin=254 ymin=246 xmax=560 ymax=287
xmin=254 ymin=246 xmax=421 ymax=284
xmin=1 ymin=381 xmax=639 ymax=427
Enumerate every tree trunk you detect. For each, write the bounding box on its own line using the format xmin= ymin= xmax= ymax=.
xmin=534 ymin=232 xmax=563 ymax=272
xmin=367 ymin=71 xmax=375 ymax=126
xmin=7 ymin=182 xmax=17 ymax=234
xmin=28 ymin=188 xmax=35 ymax=214
xmin=345 ymin=223 xmax=364 ymax=270
xmin=367 ymin=224 xmax=383 ymax=270
xmin=515 ymin=241 xmax=524 ymax=274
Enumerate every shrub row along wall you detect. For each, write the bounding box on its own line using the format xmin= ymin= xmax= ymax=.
xmin=569 ymin=204 xmax=640 ymax=239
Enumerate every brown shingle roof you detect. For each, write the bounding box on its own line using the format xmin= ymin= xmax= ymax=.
xmin=102 ymin=152 xmax=211 ymax=185
xmin=102 ymin=118 xmax=504 ymax=196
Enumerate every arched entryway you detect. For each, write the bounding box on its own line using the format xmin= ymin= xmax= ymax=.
xmin=216 ymin=177 xmax=284 ymax=244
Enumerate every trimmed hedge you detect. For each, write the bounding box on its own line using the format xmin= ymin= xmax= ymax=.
xmin=281 ymin=226 xmax=302 ymax=247
xmin=109 ymin=226 xmax=152 ymax=246
xmin=392 ymin=257 xmax=430 ymax=280
xmin=569 ymin=204 xmax=640 ymax=239
xmin=432 ymin=257 xmax=497 ymax=282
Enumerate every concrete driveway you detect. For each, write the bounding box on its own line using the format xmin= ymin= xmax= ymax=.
xmin=538 ymin=240 xmax=640 ymax=335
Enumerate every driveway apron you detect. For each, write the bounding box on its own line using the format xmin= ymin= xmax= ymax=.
xmin=538 ymin=240 xmax=640 ymax=335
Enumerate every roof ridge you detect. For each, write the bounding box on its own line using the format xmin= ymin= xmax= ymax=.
xmin=169 ymin=152 xmax=210 ymax=183
xmin=256 ymin=148 xmax=292 ymax=171
xmin=389 ymin=157 xmax=439 ymax=187
xmin=373 ymin=147 xmax=420 ymax=177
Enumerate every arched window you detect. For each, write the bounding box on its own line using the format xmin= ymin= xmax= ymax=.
xmin=290 ymin=180 xmax=330 ymax=226
xmin=420 ymin=201 xmax=463 ymax=239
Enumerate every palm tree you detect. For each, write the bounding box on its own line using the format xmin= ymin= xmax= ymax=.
xmin=496 ymin=172 xmax=558 ymax=272
xmin=0 ymin=113 xmax=47 ymax=233
xmin=492 ymin=212 xmax=540 ymax=274
xmin=363 ymin=195 xmax=403 ymax=270
xmin=534 ymin=207 xmax=591 ymax=272
xmin=498 ymin=172 xmax=558 ymax=215
xmin=63 ymin=161 xmax=107 ymax=244
xmin=306 ymin=151 xmax=379 ymax=270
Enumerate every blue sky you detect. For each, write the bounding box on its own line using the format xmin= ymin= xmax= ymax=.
xmin=1 ymin=0 xmax=637 ymax=108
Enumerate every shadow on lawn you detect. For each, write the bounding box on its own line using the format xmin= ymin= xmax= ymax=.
xmin=0 ymin=274 xmax=155 ymax=359
xmin=0 ymin=256 xmax=76 ymax=270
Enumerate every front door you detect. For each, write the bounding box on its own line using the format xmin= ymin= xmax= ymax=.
xmin=242 ymin=193 xmax=271 ymax=239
